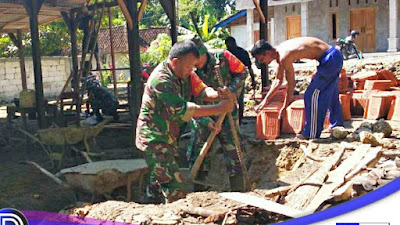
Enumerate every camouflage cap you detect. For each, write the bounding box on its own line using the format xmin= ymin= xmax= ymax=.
xmin=190 ymin=36 xmax=208 ymax=55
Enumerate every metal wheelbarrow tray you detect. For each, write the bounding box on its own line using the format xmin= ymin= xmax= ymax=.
xmin=27 ymin=159 xmax=148 ymax=202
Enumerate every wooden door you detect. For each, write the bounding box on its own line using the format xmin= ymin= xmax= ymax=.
xmin=286 ymin=16 xmax=301 ymax=40
xmin=350 ymin=8 xmax=376 ymax=52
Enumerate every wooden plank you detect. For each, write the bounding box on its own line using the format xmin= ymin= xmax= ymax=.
xmin=305 ymin=144 xmax=371 ymax=212
xmin=284 ymin=143 xmax=347 ymax=210
xmin=345 ymin=146 xmax=382 ymax=180
xmin=219 ymin=192 xmax=307 ymax=218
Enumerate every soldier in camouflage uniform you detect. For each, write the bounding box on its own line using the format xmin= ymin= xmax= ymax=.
xmin=136 ymin=40 xmax=234 ymax=203
xmin=187 ymin=38 xmax=248 ymax=191
xmin=86 ymin=77 xmax=119 ymax=122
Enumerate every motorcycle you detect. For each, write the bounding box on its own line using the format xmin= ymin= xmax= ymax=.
xmin=335 ymin=38 xmax=362 ymax=60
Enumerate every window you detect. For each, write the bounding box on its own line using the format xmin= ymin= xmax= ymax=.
xmin=336 ymin=0 xmax=339 ymax=6
xmin=293 ymin=5 xmax=295 ymax=12
xmin=331 ymin=13 xmax=337 ymax=39
xmin=349 ymin=0 xmax=351 ymax=5
xmin=285 ymin=6 xmax=288 ymax=13
xmin=330 ymin=0 xmax=333 ymax=7
xmin=357 ymin=0 xmax=360 ymax=4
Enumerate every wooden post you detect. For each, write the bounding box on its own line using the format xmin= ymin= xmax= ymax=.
xmin=8 ymin=30 xmax=27 ymax=90
xmin=17 ymin=30 xmax=27 ymax=91
xmin=62 ymin=11 xmax=79 ymax=92
xmin=170 ymin=0 xmax=177 ymax=44
xmin=160 ymin=0 xmax=177 ymax=45
xmin=259 ymin=0 xmax=269 ymax=88
xmin=126 ymin=0 xmax=142 ymax=148
xmin=23 ymin=0 xmax=46 ymax=128
xmin=108 ymin=7 xmax=118 ymax=98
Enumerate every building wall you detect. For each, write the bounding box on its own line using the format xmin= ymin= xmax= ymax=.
xmin=273 ymin=3 xmax=302 ymax=45
xmin=0 ymin=57 xmax=71 ymax=103
xmin=273 ymin=0 xmax=392 ymax=51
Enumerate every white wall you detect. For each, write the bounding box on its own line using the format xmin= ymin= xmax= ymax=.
xmin=0 ymin=56 xmax=71 ymax=103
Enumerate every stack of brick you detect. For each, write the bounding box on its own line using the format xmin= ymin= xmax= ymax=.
xmin=348 ymin=69 xmax=400 ymax=121
xmin=256 ymin=69 xmax=400 ymax=140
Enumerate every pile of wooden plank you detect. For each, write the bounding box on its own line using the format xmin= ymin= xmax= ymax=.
xmin=220 ymin=142 xmax=400 ymax=219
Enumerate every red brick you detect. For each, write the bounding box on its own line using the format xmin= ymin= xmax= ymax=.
xmin=377 ymin=69 xmax=400 ymax=86
xmin=339 ymin=76 xmax=350 ymax=93
xmin=350 ymin=90 xmax=378 ymax=116
xmin=256 ymin=105 xmax=281 ymax=140
xmin=339 ymin=93 xmax=351 ymax=121
xmin=282 ymin=99 xmax=305 ymax=134
xmin=350 ymin=70 xmax=379 ymax=82
xmin=364 ymin=80 xmax=394 ymax=91
xmin=388 ymin=96 xmax=400 ymax=121
xmin=354 ymin=80 xmax=365 ymax=90
xmin=364 ymin=93 xmax=396 ymax=120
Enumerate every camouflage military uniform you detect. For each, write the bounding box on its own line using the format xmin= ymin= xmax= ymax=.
xmin=187 ymin=49 xmax=247 ymax=175
xmin=136 ymin=61 xmax=207 ymax=203
xmin=89 ymin=86 xmax=119 ymax=121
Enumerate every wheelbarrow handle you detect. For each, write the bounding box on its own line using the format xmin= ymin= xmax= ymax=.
xmin=24 ymin=161 xmax=70 ymax=189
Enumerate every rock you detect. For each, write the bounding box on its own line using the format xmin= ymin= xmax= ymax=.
xmin=377 ymin=179 xmax=392 ymax=186
xmin=360 ymin=122 xmax=373 ymax=130
xmin=353 ymin=127 xmax=372 ymax=141
xmin=381 ymin=138 xmax=397 ymax=149
xmin=372 ymin=119 xmax=392 ymax=138
xmin=368 ymin=168 xmax=385 ymax=179
xmin=395 ymin=157 xmax=400 ymax=168
xmin=331 ymin=126 xmax=348 ymax=139
xmin=385 ymin=170 xmax=400 ymax=179
xmin=379 ymin=160 xmax=397 ymax=170
xmin=359 ymin=131 xmax=380 ymax=147
xmin=352 ymin=175 xmax=376 ymax=191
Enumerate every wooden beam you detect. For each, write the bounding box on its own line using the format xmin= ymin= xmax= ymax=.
xmin=62 ymin=11 xmax=79 ymax=92
xmin=126 ymin=0 xmax=142 ymax=149
xmin=160 ymin=0 xmax=177 ymax=44
xmin=9 ymin=30 xmax=28 ymax=90
xmin=1 ymin=15 xmax=30 ymax=28
xmin=220 ymin=192 xmax=307 ymax=218
xmin=24 ymin=0 xmax=47 ymax=128
xmin=259 ymin=0 xmax=269 ymax=88
xmin=305 ymin=144 xmax=372 ymax=213
xmin=108 ymin=7 xmax=118 ymax=98
xmin=137 ymin=0 xmax=148 ymax=23
xmin=284 ymin=143 xmax=347 ymax=210
xmin=252 ymin=0 xmax=266 ymax=24
xmin=116 ymin=0 xmax=134 ymax=30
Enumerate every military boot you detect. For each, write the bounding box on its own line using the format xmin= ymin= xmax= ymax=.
xmin=229 ymin=173 xmax=245 ymax=192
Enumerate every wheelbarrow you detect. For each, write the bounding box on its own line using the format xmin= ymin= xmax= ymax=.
xmin=18 ymin=120 xmax=108 ymax=169
xmin=26 ymin=159 xmax=148 ymax=202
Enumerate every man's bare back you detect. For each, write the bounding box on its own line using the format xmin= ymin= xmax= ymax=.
xmin=276 ymin=37 xmax=331 ymax=64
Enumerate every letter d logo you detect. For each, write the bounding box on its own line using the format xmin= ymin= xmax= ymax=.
xmin=0 ymin=209 xmax=28 ymax=225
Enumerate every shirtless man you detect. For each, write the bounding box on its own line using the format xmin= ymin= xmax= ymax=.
xmin=251 ymin=37 xmax=344 ymax=139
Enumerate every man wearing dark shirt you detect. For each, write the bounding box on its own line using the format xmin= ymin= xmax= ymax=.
xmin=225 ymin=36 xmax=256 ymax=124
